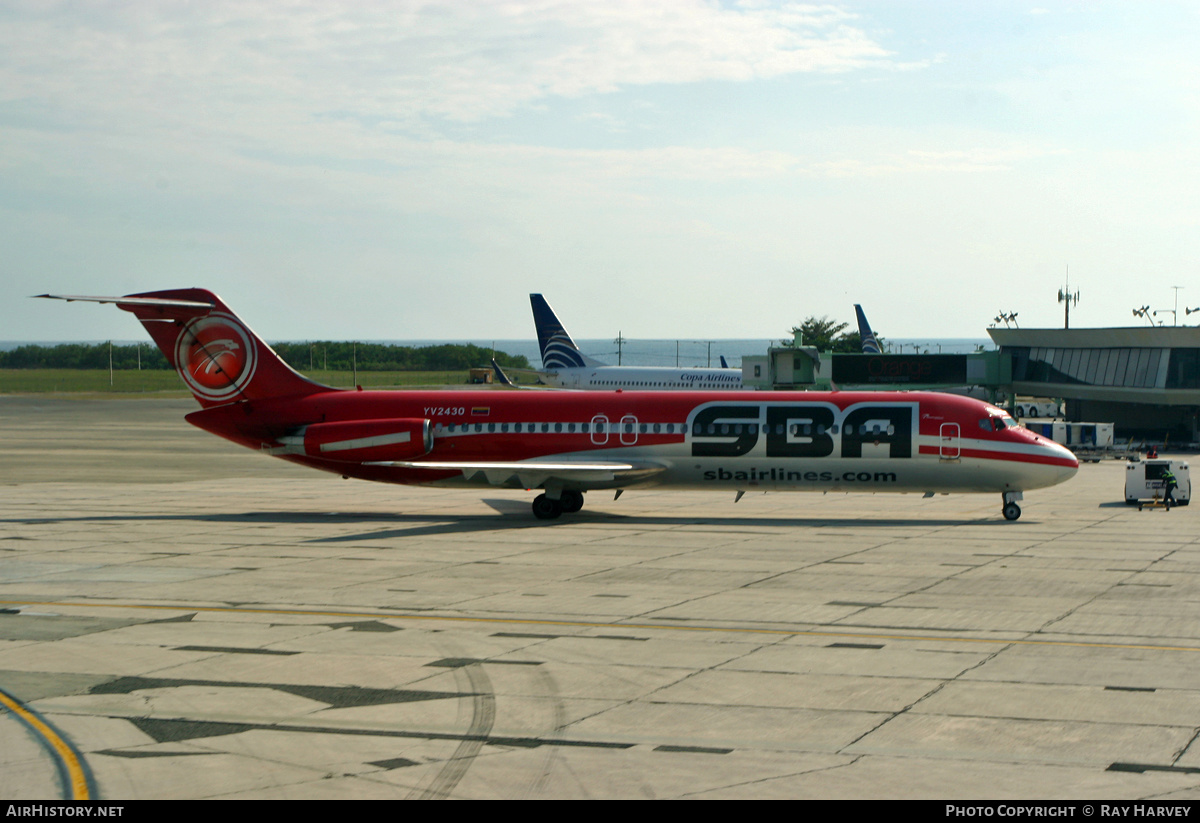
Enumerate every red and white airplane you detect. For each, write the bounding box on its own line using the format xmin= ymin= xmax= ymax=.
xmin=43 ymin=289 xmax=1078 ymax=521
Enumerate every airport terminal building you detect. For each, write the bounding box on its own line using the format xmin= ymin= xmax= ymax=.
xmin=744 ymin=326 xmax=1200 ymax=443
xmin=988 ymin=326 xmax=1200 ymax=443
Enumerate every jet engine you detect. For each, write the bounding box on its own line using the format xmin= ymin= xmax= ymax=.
xmin=273 ymin=418 xmax=433 ymax=462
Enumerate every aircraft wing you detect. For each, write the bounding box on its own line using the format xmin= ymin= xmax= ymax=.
xmin=365 ymin=459 xmax=666 ymax=488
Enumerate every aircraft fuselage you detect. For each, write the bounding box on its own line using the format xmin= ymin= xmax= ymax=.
xmin=187 ymin=388 xmax=1077 ymax=496
xmin=47 ymin=288 xmax=1077 ymax=521
xmin=540 ymin=366 xmax=742 ymax=391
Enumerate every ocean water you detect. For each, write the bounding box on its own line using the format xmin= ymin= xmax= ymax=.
xmin=0 ymin=337 xmax=994 ymax=367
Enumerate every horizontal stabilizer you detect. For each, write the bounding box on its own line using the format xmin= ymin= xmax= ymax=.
xmin=42 ymin=288 xmax=330 ymax=407
xmin=36 ymin=294 xmax=214 ymax=311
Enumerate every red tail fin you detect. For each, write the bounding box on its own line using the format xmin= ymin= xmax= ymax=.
xmin=103 ymin=288 xmax=330 ymax=408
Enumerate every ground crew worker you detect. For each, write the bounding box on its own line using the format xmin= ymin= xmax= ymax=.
xmin=1162 ymin=468 xmax=1178 ymax=506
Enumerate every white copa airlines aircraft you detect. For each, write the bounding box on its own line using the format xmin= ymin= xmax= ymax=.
xmin=43 ymin=289 xmax=1079 ymax=522
xmin=531 ymin=294 xmax=743 ymax=390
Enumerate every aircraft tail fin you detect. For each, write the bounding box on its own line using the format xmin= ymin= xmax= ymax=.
xmin=39 ymin=289 xmax=332 ymax=408
xmin=529 ymin=294 xmax=604 ymax=369
xmin=490 ymin=357 xmax=515 ymax=387
xmin=854 ymin=304 xmax=882 ymax=354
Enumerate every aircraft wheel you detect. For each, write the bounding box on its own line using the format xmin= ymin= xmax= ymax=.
xmin=532 ymin=494 xmax=563 ymax=520
xmin=1002 ymin=502 xmax=1022 ymax=521
xmin=560 ymin=490 xmax=584 ymax=514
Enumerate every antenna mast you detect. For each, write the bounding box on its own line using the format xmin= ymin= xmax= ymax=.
xmin=1058 ymin=266 xmax=1080 ymax=329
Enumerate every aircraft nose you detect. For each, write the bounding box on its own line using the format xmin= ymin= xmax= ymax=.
xmin=1017 ymin=433 xmax=1078 ymax=488
xmin=1048 ymin=440 xmax=1079 ymax=483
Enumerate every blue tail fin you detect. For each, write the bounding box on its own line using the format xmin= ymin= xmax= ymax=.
xmin=854 ymin=304 xmax=882 ymax=354
xmin=490 ymin=358 xmax=515 ymax=387
xmin=530 ymin=294 xmax=603 ymax=369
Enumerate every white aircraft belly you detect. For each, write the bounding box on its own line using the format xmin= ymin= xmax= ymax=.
xmin=544 ymin=441 xmax=1066 ymax=494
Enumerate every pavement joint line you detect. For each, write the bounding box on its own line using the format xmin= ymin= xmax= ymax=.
xmin=3 ymin=598 xmax=1200 ymax=653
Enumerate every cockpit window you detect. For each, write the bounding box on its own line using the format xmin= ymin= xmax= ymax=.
xmin=979 ymin=416 xmax=1016 ymax=432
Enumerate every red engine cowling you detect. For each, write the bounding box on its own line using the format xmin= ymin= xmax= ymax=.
xmin=280 ymin=418 xmax=433 ymax=463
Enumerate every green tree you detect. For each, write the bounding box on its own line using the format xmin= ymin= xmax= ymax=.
xmin=0 ymin=341 xmax=529 ymax=372
xmin=787 ymin=317 xmax=880 ymax=353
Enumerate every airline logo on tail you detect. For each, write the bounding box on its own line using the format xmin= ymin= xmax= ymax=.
xmin=855 ymin=304 xmax=882 ymax=354
xmin=174 ymin=312 xmax=258 ymax=401
xmin=530 ymin=294 xmax=595 ymax=370
xmin=542 ymin=332 xmax=587 ymax=369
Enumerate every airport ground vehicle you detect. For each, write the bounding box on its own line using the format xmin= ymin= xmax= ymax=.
xmin=1125 ymin=459 xmax=1191 ymax=507
xmin=1014 ymin=398 xmax=1062 ymax=418
xmin=42 ymin=289 xmax=1079 ymax=521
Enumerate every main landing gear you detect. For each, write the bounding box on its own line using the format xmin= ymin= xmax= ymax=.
xmin=532 ymin=490 xmax=585 ymax=520
xmin=1001 ymin=491 xmax=1022 ymax=521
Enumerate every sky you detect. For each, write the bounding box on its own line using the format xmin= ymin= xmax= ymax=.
xmin=3 ymin=1 xmax=1199 ymax=343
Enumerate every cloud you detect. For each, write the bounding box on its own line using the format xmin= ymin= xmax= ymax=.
xmin=0 ymin=1 xmax=894 ymax=133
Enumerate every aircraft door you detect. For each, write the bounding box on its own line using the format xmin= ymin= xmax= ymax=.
xmin=620 ymin=414 xmax=638 ymax=446
xmin=939 ymin=422 xmax=960 ymax=460
xmin=591 ymin=414 xmax=609 ymax=445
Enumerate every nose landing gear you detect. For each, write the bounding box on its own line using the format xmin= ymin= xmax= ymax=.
xmin=1002 ymin=491 xmax=1023 ymax=521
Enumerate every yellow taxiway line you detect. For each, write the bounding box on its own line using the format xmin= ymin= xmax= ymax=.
xmin=0 ymin=687 xmax=93 ymax=800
